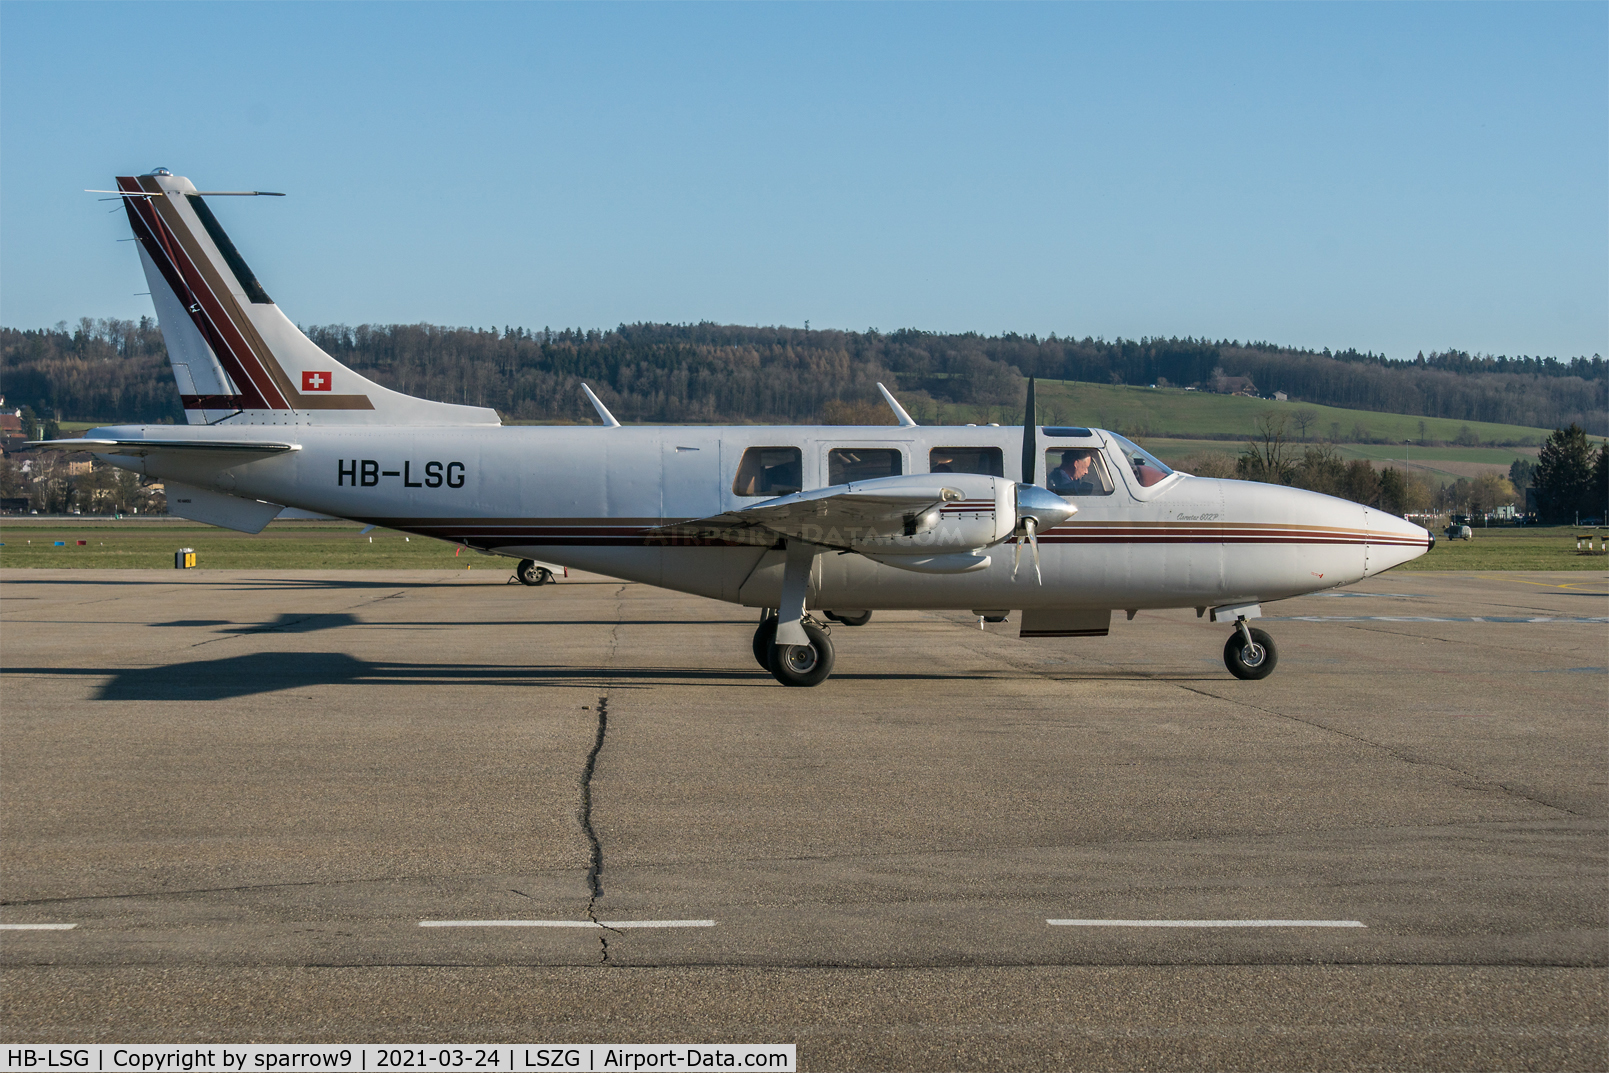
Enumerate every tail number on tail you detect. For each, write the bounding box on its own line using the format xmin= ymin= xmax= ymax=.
xmin=338 ymin=460 xmax=465 ymax=488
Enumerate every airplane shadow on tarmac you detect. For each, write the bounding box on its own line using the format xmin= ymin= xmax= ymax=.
xmin=149 ymin=613 xmax=363 ymax=634
xmin=4 ymin=652 xmax=1019 ymax=701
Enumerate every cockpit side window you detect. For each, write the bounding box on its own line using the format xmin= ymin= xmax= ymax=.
xmin=929 ymin=446 xmax=1003 ymax=476
xmin=733 ymin=446 xmax=803 ymax=497
xmin=1107 ymin=433 xmax=1175 ymax=488
xmin=1045 ymin=448 xmax=1115 ymax=497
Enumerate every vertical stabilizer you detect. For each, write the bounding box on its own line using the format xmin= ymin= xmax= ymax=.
xmin=117 ymin=171 xmax=500 ymax=427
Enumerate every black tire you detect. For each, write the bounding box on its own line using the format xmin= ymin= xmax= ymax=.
xmin=768 ymin=620 xmax=835 ymax=687
xmin=825 ymin=609 xmax=872 ymax=627
xmin=752 ymin=616 xmax=778 ymax=670
xmin=516 ymin=559 xmax=552 ymax=586
xmin=1224 ymin=626 xmax=1278 ymax=680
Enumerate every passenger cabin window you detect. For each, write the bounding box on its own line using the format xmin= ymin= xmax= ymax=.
xmin=733 ymin=446 xmax=803 ymax=497
xmin=829 ymin=448 xmax=902 ymax=485
xmin=1045 ymin=448 xmax=1115 ymax=497
xmin=930 ymin=447 xmax=1003 ymax=476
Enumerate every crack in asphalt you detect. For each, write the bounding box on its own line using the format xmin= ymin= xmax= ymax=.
xmin=582 ymin=698 xmax=623 ymax=962
xmin=579 ymin=587 xmax=630 ymax=963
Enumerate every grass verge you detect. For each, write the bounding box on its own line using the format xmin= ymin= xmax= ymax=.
xmin=1398 ymin=525 xmax=1609 ymax=571
xmin=0 ymin=520 xmax=499 ymax=570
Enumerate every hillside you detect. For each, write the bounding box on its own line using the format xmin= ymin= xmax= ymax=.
xmin=1031 ymin=380 xmax=1557 ymax=447
xmin=3 ymin=319 xmax=1602 ymax=435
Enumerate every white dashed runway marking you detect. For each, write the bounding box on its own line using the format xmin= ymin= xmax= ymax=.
xmin=419 ymin=919 xmax=716 ymax=928
xmin=1048 ymin=919 xmax=1366 ymax=928
xmin=1272 ymin=615 xmax=1607 ymax=624
xmin=0 ymin=923 xmax=77 ymax=930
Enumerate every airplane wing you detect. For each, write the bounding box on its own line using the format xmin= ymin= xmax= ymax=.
xmin=26 ymin=438 xmax=299 ymax=456
xmin=650 ymin=473 xmax=1001 ymax=551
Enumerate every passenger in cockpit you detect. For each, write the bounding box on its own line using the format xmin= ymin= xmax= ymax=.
xmin=1047 ymin=449 xmax=1112 ymax=496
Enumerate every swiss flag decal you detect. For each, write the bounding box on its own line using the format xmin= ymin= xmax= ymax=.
xmin=301 ymin=370 xmax=332 ymax=392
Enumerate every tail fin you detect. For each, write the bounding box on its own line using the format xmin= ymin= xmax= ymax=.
xmin=116 ymin=171 xmax=499 ymax=427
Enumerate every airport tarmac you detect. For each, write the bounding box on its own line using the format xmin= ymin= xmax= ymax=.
xmin=1 ymin=566 xmax=1605 ymax=1070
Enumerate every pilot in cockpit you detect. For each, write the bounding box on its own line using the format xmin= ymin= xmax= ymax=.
xmin=1047 ymin=448 xmax=1112 ymax=496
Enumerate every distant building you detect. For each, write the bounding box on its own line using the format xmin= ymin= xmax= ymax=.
xmin=0 ymin=394 xmax=24 ymax=453
xmin=1213 ymin=374 xmax=1257 ymax=396
xmin=1273 ymin=391 xmax=1288 ymax=401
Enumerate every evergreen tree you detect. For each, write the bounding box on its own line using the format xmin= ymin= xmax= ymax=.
xmin=1378 ymin=467 xmax=1407 ymax=515
xmin=1533 ymin=423 xmax=1596 ymax=523
xmin=1593 ymin=444 xmax=1608 ymax=522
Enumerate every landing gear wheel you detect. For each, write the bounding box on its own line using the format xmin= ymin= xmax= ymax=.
xmin=768 ymin=620 xmax=835 ymax=687
xmin=752 ymin=612 xmax=778 ymax=670
xmin=824 ymin=609 xmax=872 ymax=626
xmin=1224 ymin=626 xmax=1278 ymax=680
xmin=516 ymin=559 xmax=553 ymax=586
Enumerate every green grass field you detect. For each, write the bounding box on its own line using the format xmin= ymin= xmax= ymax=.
xmin=1140 ymin=437 xmax=1535 ymax=480
xmin=0 ymin=520 xmax=500 ymax=571
xmin=1032 ymin=379 xmax=1558 ymax=447
xmin=1143 ymin=438 xmax=1535 ymax=465
xmin=1400 ymin=525 xmax=1609 ymax=572
xmin=5 ymin=518 xmax=1603 ymax=573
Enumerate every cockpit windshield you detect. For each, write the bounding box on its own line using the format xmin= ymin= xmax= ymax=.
xmin=1106 ymin=433 xmax=1174 ymax=488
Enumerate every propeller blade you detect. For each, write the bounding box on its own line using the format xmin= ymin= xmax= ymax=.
xmin=1020 ymin=376 xmax=1037 ymax=485
xmin=1028 ymin=517 xmax=1042 ymax=585
xmin=1013 ymin=516 xmax=1041 ymax=583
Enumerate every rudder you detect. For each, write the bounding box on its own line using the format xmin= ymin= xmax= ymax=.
xmin=117 ymin=170 xmax=499 ymax=428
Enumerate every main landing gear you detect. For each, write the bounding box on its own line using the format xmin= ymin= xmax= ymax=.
xmin=1223 ymin=618 xmax=1278 ymax=680
xmin=514 ymin=559 xmax=554 ymax=586
xmin=753 ymin=609 xmax=836 ymax=687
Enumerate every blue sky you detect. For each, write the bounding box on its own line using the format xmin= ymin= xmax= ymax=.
xmin=2 ymin=2 xmax=1603 ymax=361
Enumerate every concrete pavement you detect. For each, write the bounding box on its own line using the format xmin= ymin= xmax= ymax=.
xmin=2 ymin=567 xmax=1604 ymax=1069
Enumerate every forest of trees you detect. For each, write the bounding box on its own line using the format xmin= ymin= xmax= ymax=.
xmin=3 ymin=316 xmax=1604 ymax=435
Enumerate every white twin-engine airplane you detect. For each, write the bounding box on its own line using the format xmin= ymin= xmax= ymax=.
xmin=35 ymin=170 xmax=1435 ymax=686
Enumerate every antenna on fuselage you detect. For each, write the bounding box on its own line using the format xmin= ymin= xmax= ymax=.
xmin=876 ymin=383 xmax=918 ymax=428
xmin=581 ymin=383 xmax=621 ymax=428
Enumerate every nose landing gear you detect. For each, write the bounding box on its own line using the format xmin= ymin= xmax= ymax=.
xmin=1223 ymin=618 xmax=1278 ymax=680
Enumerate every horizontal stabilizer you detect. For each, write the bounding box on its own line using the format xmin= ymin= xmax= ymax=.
xmin=28 ymin=438 xmax=298 ymax=456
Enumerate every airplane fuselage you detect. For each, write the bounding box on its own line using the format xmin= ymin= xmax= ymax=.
xmin=92 ymin=421 xmax=1429 ymax=614
xmin=53 ymin=170 xmax=1434 ymax=684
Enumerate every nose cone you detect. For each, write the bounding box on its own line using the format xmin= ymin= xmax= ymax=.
xmin=1363 ymin=508 xmax=1435 ymax=576
xmin=1015 ymin=483 xmax=1077 ymax=529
